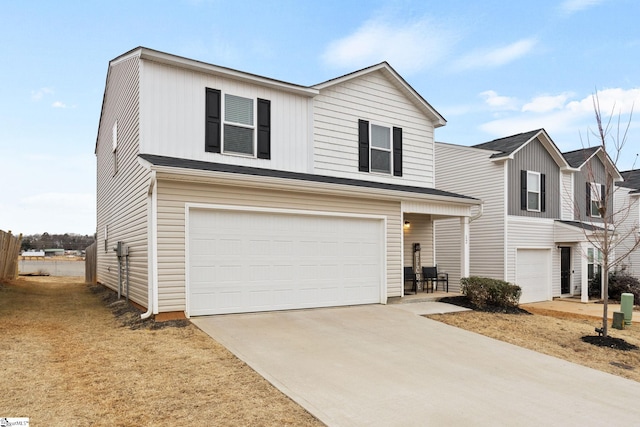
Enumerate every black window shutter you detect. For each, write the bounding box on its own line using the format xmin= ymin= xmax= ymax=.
xmin=586 ymin=182 xmax=591 ymax=216
xmin=520 ymin=170 xmax=527 ymax=210
xmin=358 ymin=120 xmax=369 ymax=172
xmin=600 ymin=183 xmax=606 ymax=214
xmin=257 ymin=98 xmax=271 ymax=159
xmin=540 ymin=173 xmax=546 ymax=212
xmin=205 ymin=88 xmax=221 ymax=153
xmin=393 ymin=127 xmax=403 ymax=177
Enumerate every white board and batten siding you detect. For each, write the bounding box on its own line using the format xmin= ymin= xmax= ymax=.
xmin=187 ymin=207 xmax=384 ymax=316
xmin=139 ymin=59 xmax=314 ymax=174
xmin=313 ymin=69 xmax=436 ymax=188
xmin=155 ymin=178 xmax=402 ymax=313
xmin=433 ymin=143 xmax=506 ymax=291
xmin=560 ymin=170 xmax=574 ymax=220
xmin=507 ymin=216 xmax=556 ymax=303
xmin=96 ymin=55 xmax=150 ymax=308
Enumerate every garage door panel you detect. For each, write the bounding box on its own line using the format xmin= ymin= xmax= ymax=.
xmin=516 ymin=249 xmax=550 ymax=304
xmin=188 ymin=209 xmax=383 ymax=316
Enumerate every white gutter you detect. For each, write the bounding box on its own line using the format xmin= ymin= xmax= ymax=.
xmin=141 ymin=170 xmax=157 ymax=320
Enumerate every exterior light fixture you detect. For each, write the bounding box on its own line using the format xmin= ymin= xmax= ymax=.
xmin=404 ymin=221 xmax=410 ymax=229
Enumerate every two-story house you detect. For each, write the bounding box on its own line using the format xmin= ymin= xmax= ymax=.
xmin=435 ymin=130 xmax=621 ymax=303
xmin=95 ymin=47 xmax=480 ymax=318
xmin=614 ymin=170 xmax=640 ymax=277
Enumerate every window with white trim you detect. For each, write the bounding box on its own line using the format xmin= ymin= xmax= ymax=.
xmin=590 ymin=182 xmax=602 ymax=218
xmin=527 ymin=171 xmax=540 ymax=211
xmin=587 ymin=247 xmax=602 ymax=289
xmin=370 ymin=124 xmax=391 ymax=174
xmin=223 ymin=94 xmax=254 ymax=156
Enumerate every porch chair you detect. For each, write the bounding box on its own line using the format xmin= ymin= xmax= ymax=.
xmin=404 ymin=267 xmax=418 ymax=294
xmin=422 ymin=266 xmax=448 ymax=293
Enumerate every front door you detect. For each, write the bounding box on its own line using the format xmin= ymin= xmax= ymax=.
xmin=560 ymin=247 xmax=571 ymax=294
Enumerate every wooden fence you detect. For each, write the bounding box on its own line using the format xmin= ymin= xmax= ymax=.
xmin=0 ymin=230 xmax=22 ymax=281
xmin=85 ymin=241 xmax=97 ymax=284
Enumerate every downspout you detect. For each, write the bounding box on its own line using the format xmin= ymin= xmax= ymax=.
xmin=141 ymin=170 xmax=156 ymax=320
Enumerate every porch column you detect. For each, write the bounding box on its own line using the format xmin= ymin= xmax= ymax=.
xmin=581 ymin=243 xmax=589 ymax=303
xmin=460 ymin=216 xmax=470 ymax=279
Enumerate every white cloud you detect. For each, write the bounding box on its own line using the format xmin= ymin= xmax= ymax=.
xmin=454 ymin=38 xmax=537 ymax=71
xmin=560 ymin=0 xmax=607 ymax=14
xmin=522 ymin=93 xmax=574 ymax=113
xmin=478 ymin=88 xmax=640 ymax=157
xmin=31 ymin=87 xmax=53 ymax=101
xmin=52 ymin=101 xmax=67 ymax=108
xmin=321 ymin=15 xmax=458 ymax=74
xmin=480 ymin=90 xmax=519 ymax=110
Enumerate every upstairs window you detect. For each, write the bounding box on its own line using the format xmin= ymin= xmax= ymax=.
xmin=587 ymin=182 xmax=604 ymax=218
xmin=370 ymin=124 xmax=391 ymax=174
xmin=358 ymin=119 xmax=402 ymax=176
xmin=224 ymin=94 xmax=254 ymax=156
xmin=520 ymin=170 xmax=546 ymax=212
xmin=205 ymin=88 xmax=270 ymax=159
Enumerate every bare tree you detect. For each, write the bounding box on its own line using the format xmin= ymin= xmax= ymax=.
xmin=577 ymin=93 xmax=639 ymax=337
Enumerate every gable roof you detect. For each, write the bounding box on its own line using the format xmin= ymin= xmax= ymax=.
xmin=312 ymin=62 xmax=446 ymax=128
xmin=618 ymin=169 xmax=640 ymax=193
xmin=472 ymin=129 xmax=570 ymax=168
xmin=138 ymin=154 xmax=480 ymax=204
xmin=562 ymin=146 xmax=623 ymax=182
xmin=563 ymin=146 xmax=601 ymax=168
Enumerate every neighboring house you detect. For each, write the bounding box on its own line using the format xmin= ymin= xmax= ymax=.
xmin=95 ymin=47 xmax=480 ymax=318
xmin=614 ymin=170 xmax=640 ymax=277
xmin=435 ymin=129 xmax=621 ymax=303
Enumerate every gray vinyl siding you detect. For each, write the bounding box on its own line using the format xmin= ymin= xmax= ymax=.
xmin=155 ymin=178 xmax=402 ymax=312
xmin=96 ymin=56 xmax=150 ymax=307
xmin=434 ymin=143 xmax=506 ymax=290
xmin=508 ymin=137 xmax=560 ymax=218
xmin=574 ymin=156 xmax=612 ymax=224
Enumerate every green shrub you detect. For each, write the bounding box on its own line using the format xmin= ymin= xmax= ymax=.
xmin=608 ymin=269 xmax=640 ymax=304
xmin=460 ymin=276 xmax=522 ymax=308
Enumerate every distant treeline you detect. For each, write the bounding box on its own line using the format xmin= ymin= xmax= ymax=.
xmin=21 ymin=233 xmax=96 ymax=251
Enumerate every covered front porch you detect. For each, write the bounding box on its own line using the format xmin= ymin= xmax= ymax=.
xmin=401 ymin=199 xmax=476 ymax=296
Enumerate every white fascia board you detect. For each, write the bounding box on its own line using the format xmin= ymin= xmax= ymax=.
xmin=150 ymin=164 xmax=481 ymax=208
xmin=136 ymin=47 xmax=318 ymax=98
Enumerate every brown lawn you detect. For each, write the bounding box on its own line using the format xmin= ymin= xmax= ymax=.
xmin=428 ymin=308 xmax=640 ymax=382
xmin=0 ymin=276 xmax=323 ymax=426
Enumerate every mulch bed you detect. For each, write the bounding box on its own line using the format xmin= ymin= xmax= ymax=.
xmin=89 ymin=284 xmax=190 ymax=330
xmin=581 ymin=335 xmax=639 ymax=351
xmin=439 ymin=295 xmax=532 ymax=315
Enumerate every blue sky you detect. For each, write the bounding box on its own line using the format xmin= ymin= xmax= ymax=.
xmin=1 ymin=0 xmax=639 ymax=235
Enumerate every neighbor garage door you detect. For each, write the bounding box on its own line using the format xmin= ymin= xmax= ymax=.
xmin=187 ymin=208 xmax=384 ymax=316
xmin=516 ymin=249 xmax=551 ymax=303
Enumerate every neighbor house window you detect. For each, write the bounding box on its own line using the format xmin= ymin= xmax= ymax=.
xmin=589 ymin=182 xmax=603 ymax=218
xmin=520 ymin=170 xmax=546 ymax=212
xmin=527 ymin=171 xmax=540 ymax=211
xmin=358 ymin=119 xmax=403 ymax=176
xmin=205 ymin=88 xmax=271 ymax=159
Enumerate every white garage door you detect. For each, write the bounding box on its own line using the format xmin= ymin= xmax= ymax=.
xmin=187 ymin=208 xmax=384 ymax=316
xmin=516 ymin=249 xmax=551 ymax=303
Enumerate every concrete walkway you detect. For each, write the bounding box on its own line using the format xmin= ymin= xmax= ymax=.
xmin=193 ymin=303 xmax=640 ymax=426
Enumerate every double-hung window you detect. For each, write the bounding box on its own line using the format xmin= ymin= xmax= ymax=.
xmin=358 ymin=119 xmax=402 ymax=176
xmin=370 ymin=124 xmax=391 ymax=174
xmin=527 ymin=171 xmax=540 ymax=211
xmin=520 ymin=170 xmax=546 ymax=212
xmin=223 ymin=94 xmax=254 ymax=156
xmin=205 ymin=88 xmax=271 ymax=159
xmin=589 ymin=182 xmax=603 ymax=218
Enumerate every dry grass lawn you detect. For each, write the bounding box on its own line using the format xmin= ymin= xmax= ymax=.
xmin=0 ymin=276 xmax=323 ymax=426
xmin=428 ymin=307 xmax=640 ymax=382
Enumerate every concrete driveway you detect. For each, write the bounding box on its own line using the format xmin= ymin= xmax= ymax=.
xmin=192 ymin=303 xmax=640 ymax=426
